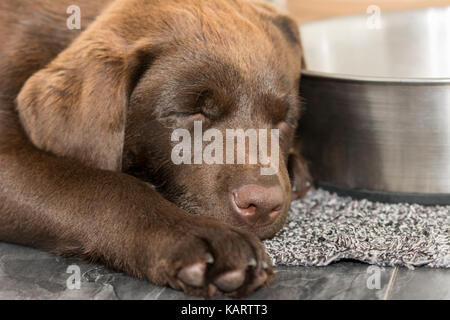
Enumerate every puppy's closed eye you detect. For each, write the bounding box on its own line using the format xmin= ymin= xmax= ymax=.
xmin=164 ymin=89 xmax=224 ymax=123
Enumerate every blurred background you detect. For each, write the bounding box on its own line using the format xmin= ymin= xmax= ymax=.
xmin=265 ymin=0 xmax=450 ymax=23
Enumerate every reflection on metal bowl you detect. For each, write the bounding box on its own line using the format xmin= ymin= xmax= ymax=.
xmin=298 ymin=7 xmax=450 ymax=204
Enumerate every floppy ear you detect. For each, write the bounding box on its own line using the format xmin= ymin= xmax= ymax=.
xmin=17 ymin=31 xmax=156 ymax=171
xmin=250 ymin=0 xmax=301 ymax=46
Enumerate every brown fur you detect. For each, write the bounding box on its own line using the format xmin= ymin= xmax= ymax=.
xmin=0 ymin=0 xmax=310 ymax=297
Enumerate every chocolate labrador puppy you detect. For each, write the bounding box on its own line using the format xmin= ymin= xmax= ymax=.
xmin=0 ymin=0 xmax=311 ymax=297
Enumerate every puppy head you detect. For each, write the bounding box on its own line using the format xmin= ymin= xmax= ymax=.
xmin=17 ymin=0 xmax=310 ymax=239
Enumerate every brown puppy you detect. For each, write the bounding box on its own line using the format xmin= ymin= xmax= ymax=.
xmin=0 ymin=0 xmax=311 ymax=297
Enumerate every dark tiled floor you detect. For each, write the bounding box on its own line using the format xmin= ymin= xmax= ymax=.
xmin=389 ymin=267 xmax=450 ymax=300
xmin=0 ymin=242 xmax=448 ymax=300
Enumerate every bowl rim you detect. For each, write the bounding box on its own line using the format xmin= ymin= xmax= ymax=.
xmin=301 ymin=70 xmax=450 ymax=84
xmin=299 ymin=5 xmax=450 ymax=84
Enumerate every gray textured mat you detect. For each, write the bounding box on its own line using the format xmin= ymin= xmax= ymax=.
xmin=264 ymin=189 xmax=450 ymax=269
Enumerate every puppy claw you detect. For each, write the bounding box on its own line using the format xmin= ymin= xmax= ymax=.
xmin=178 ymin=262 xmax=206 ymax=287
xmin=249 ymin=258 xmax=257 ymax=267
xmin=205 ymin=253 xmax=214 ymax=264
xmin=214 ymin=270 xmax=246 ymax=292
xmin=262 ymin=261 xmax=269 ymax=269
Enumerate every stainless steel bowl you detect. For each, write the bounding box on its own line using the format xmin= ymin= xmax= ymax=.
xmin=298 ymin=7 xmax=450 ymax=204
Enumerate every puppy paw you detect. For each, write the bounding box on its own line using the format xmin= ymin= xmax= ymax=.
xmin=156 ymin=219 xmax=274 ymax=298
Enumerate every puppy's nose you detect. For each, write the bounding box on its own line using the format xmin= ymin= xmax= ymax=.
xmin=231 ymin=184 xmax=284 ymax=226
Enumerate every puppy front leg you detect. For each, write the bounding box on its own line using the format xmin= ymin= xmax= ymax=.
xmin=0 ymin=142 xmax=273 ymax=297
